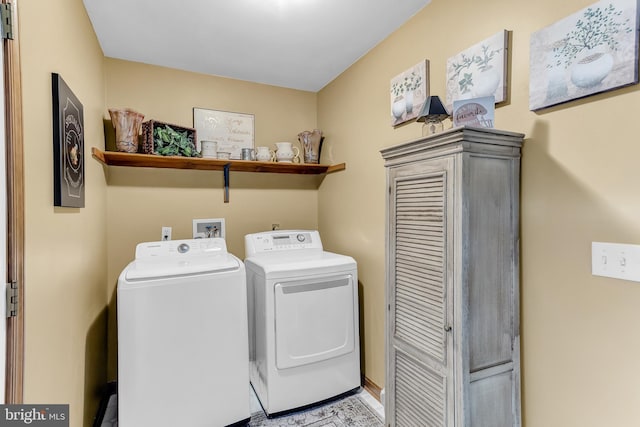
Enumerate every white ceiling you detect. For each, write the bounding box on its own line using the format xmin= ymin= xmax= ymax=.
xmin=83 ymin=0 xmax=431 ymax=92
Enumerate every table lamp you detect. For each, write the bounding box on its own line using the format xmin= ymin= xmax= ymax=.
xmin=416 ymin=96 xmax=450 ymax=136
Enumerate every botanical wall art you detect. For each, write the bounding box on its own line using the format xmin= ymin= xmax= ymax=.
xmin=390 ymin=60 xmax=429 ymax=126
xmin=52 ymin=73 xmax=84 ymax=208
xmin=446 ymin=30 xmax=508 ymax=110
xmin=193 ymin=108 xmax=254 ymax=159
xmin=529 ymin=0 xmax=639 ymax=111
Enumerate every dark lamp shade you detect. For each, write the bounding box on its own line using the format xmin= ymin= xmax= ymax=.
xmin=416 ymin=96 xmax=450 ymax=123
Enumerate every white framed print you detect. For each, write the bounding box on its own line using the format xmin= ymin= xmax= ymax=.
xmin=529 ymin=0 xmax=639 ymax=110
xmin=193 ymin=108 xmax=254 ymax=159
xmin=446 ymin=30 xmax=508 ymax=110
xmin=192 ymin=218 xmax=225 ymax=239
xmin=390 ymin=60 xmax=430 ymax=126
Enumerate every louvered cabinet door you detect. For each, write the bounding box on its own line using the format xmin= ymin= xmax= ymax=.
xmin=387 ymin=157 xmax=454 ymax=427
xmin=383 ymin=127 xmax=524 ymax=427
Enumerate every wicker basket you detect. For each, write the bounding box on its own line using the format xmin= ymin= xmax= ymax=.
xmin=141 ymin=120 xmax=197 ymax=156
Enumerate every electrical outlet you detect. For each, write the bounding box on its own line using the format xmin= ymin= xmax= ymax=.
xmin=161 ymin=226 xmax=172 ymax=241
xmin=271 ymin=223 xmax=280 ymax=231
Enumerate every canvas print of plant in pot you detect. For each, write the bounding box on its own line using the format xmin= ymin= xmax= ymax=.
xmin=390 ymin=60 xmax=429 ymax=126
xmin=446 ymin=30 xmax=508 ymax=111
xmin=529 ymin=0 xmax=639 ymax=111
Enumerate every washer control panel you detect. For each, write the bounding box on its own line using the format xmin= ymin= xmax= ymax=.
xmin=245 ymin=230 xmax=322 ymax=256
xmin=136 ymin=238 xmax=226 ymax=260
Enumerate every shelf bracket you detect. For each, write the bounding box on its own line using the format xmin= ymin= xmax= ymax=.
xmin=223 ymin=163 xmax=231 ymax=203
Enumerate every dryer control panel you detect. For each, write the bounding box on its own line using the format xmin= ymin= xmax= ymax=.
xmin=245 ymin=230 xmax=322 ymax=256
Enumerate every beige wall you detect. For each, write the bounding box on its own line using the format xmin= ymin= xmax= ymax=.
xmin=19 ymin=0 xmax=108 ymax=425
xmin=103 ymin=59 xmax=320 ymax=379
xmin=318 ymin=0 xmax=640 ymax=425
xmin=18 ymin=0 xmax=640 ymax=425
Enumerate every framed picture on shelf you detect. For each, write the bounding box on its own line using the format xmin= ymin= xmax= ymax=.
xmin=452 ymin=95 xmax=495 ymax=128
xmin=193 ymin=108 xmax=254 ymax=159
xmin=193 ymin=218 xmax=226 ymax=239
xmin=390 ymin=60 xmax=429 ymax=126
xmin=52 ymin=73 xmax=85 ymax=208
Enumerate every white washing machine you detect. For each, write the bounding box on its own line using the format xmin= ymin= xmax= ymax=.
xmin=244 ymin=230 xmax=360 ymax=416
xmin=118 ymin=238 xmax=250 ymax=427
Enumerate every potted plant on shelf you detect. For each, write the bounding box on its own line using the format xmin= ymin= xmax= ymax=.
xmin=153 ymin=125 xmax=198 ymax=157
xmin=141 ymin=120 xmax=199 ymax=157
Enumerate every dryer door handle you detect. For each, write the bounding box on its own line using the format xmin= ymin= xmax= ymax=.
xmin=278 ymin=277 xmax=351 ymax=294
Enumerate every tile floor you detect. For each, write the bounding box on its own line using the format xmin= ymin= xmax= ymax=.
xmin=99 ymin=393 xmax=117 ymax=427
xmin=100 ymin=385 xmax=384 ymax=426
xmin=249 ymin=386 xmax=385 ymax=419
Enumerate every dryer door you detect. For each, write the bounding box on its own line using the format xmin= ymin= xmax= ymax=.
xmin=274 ymin=274 xmax=355 ymax=370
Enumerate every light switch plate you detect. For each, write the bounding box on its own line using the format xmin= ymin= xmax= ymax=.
xmin=592 ymin=242 xmax=640 ymax=282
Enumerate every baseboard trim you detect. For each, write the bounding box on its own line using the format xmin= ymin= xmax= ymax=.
xmin=362 ymin=376 xmax=382 ymax=403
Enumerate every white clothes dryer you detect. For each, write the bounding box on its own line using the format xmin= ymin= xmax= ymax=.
xmin=118 ymin=238 xmax=250 ymax=427
xmin=244 ymin=230 xmax=360 ymax=416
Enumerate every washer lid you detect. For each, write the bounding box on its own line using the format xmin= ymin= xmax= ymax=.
xmin=124 ymin=238 xmax=241 ymax=281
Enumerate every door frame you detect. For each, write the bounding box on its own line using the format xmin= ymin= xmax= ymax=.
xmin=4 ymin=0 xmax=24 ymax=403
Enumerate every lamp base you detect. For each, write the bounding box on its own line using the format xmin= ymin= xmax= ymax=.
xmin=422 ymin=120 xmax=444 ymax=136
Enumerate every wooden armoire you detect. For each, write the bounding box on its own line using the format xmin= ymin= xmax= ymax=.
xmin=380 ymin=126 xmax=524 ymax=426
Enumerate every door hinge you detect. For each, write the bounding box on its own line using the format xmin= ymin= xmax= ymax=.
xmin=6 ymin=281 xmax=17 ymax=317
xmin=0 ymin=3 xmax=13 ymax=40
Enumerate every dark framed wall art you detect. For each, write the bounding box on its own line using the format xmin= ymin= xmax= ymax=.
xmin=52 ymin=73 xmax=84 ymax=208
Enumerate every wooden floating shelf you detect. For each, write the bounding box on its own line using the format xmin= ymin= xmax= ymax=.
xmin=91 ymin=147 xmax=346 ymax=175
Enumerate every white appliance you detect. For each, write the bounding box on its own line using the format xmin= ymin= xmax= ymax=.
xmin=118 ymin=238 xmax=250 ymax=427
xmin=244 ymin=230 xmax=360 ymax=416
